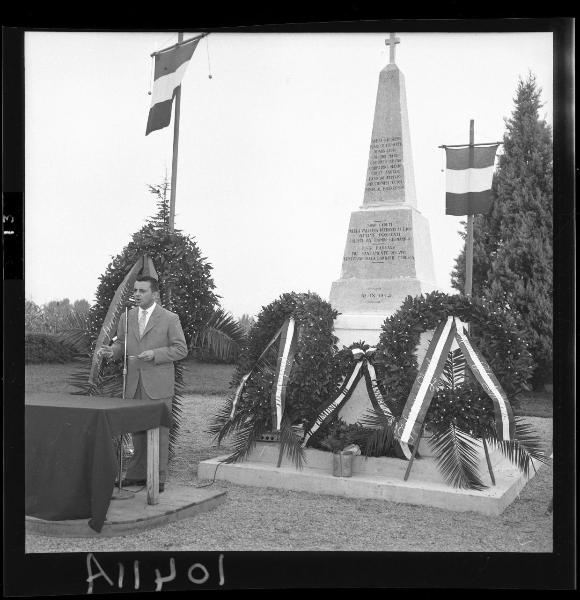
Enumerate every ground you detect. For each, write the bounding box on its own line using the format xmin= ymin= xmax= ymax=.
xmin=24 ymin=359 xmax=553 ymax=552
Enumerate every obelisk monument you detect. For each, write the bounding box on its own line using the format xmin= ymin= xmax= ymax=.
xmin=329 ymin=35 xmax=437 ymax=423
xmin=330 ymin=33 xmax=437 ymax=349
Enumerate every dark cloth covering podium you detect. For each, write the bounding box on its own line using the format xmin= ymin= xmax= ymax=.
xmin=25 ymin=392 xmax=172 ymax=533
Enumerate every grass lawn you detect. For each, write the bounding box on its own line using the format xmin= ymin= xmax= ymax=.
xmin=25 ymin=358 xmax=237 ymax=396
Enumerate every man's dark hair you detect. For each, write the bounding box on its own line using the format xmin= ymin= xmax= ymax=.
xmin=135 ymin=275 xmax=159 ymax=292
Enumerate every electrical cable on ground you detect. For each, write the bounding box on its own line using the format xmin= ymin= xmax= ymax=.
xmin=194 ymin=461 xmax=222 ymax=488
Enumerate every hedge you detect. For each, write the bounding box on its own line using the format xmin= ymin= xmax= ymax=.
xmin=25 ymin=333 xmax=77 ymax=364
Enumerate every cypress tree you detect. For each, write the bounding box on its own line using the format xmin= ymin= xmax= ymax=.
xmin=451 ymin=72 xmax=553 ymax=386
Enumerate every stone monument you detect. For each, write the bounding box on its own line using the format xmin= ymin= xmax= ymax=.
xmin=329 ymin=34 xmax=437 ymax=422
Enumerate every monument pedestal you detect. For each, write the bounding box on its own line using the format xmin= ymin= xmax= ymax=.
xmin=330 ymin=206 xmax=437 ymax=424
xmin=333 ymin=313 xmax=386 ymax=347
xmin=330 ymin=205 xmax=436 ymax=318
xmin=198 ymin=442 xmax=543 ymax=516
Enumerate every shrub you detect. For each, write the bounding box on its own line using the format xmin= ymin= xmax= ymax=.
xmin=25 ymin=333 xmax=77 ymax=364
xmin=87 ymin=182 xmax=218 ymax=351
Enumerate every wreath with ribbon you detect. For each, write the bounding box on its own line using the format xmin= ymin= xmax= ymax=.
xmin=375 ymin=290 xmax=535 ymax=419
xmin=368 ymin=291 xmax=548 ymax=489
xmin=208 ymin=292 xmax=343 ymax=466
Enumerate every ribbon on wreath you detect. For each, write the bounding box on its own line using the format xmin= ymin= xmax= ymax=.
xmin=270 ymin=317 xmax=299 ymax=431
xmin=301 ymin=347 xmax=396 ymax=448
xmin=394 ymin=316 xmax=515 ymax=448
xmin=229 ymin=318 xmax=299 ymax=429
xmin=453 ymin=322 xmax=515 ymax=440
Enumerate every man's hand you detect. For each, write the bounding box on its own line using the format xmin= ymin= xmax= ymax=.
xmin=137 ymin=350 xmax=155 ymax=361
xmin=98 ymin=346 xmax=114 ymax=360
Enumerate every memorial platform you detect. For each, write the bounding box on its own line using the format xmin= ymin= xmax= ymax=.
xmin=198 ymin=440 xmax=542 ymax=516
xmin=25 ymin=484 xmax=226 ymax=538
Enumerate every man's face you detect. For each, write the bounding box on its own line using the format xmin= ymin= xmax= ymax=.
xmin=134 ymin=280 xmax=155 ymax=309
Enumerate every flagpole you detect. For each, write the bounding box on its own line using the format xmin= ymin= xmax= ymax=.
xmin=465 ymin=119 xmax=475 ymax=298
xmin=168 ymin=32 xmax=184 ymax=233
xmin=437 ymin=141 xmax=502 ymax=149
xmin=151 ymin=32 xmax=209 ymax=57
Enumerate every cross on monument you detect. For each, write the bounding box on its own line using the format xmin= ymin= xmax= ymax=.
xmin=385 ymin=32 xmax=400 ymax=64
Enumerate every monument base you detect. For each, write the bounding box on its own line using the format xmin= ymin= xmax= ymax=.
xmin=332 ymin=313 xmax=434 ymax=424
xmin=198 ymin=442 xmax=542 ymax=516
xmin=333 ymin=313 xmax=388 ymax=348
xmin=330 ymin=277 xmax=432 ymax=317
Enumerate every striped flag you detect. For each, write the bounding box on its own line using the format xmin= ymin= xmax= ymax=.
xmin=445 ymin=144 xmax=499 ymax=215
xmin=146 ymin=36 xmax=201 ymax=136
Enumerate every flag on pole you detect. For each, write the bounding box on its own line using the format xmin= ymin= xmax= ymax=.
xmin=445 ymin=144 xmax=499 ymax=215
xmin=146 ymin=36 xmax=201 ymax=136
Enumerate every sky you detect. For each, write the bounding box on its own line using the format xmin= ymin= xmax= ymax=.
xmin=25 ymin=30 xmax=553 ymax=318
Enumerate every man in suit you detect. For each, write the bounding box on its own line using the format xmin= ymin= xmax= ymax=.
xmin=100 ymin=276 xmax=188 ymax=492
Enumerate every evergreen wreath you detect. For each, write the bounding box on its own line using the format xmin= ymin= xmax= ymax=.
xmin=208 ymin=291 xmax=343 ymax=467
xmin=303 ymin=340 xmax=407 ymax=457
xmin=369 ymin=290 xmax=548 ymax=489
xmin=376 ymin=290 xmax=535 ymax=406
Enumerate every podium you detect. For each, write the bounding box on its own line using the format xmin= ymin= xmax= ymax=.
xmin=25 ymin=392 xmax=171 ymax=533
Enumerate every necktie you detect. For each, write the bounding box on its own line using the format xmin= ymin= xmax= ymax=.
xmin=139 ymin=310 xmax=147 ymax=338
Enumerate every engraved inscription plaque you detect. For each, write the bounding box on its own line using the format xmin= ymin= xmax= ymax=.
xmin=364 ymin=136 xmax=404 ymax=193
xmin=340 ymin=211 xmax=415 ymax=280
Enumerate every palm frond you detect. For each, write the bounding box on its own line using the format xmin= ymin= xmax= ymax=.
xmin=206 ymin=397 xmax=239 ymax=444
xmin=168 ymin=361 xmax=186 ymax=461
xmin=358 ymin=407 xmax=392 ymax=429
xmin=438 ymin=348 xmax=466 ymax=391
xmin=361 ymin=424 xmax=396 ymax=457
xmin=255 ymin=358 xmax=277 ymax=381
xmin=485 ymin=417 xmax=550 ymax=477
xmin=89 ymin=256 xmax=145 ymax=384
xmin=206 ymin=344 xmax=278 ymax=447
xmin=54 ymin=328 xmax=91 ymax=353
xmin=69 ymin=354 xmax=109 ymax=396
xmin=351 ymin=409 xmax=397 ymax=457
xmin=220 ymin=414 xmax=268 ymax=464
xmin=193 ymin=307 xmax=246 ymax=362
xmin=430 ymin=422 xmax=487 ymax=490
xmin=276 ymin=413 xmax=306 ymax=469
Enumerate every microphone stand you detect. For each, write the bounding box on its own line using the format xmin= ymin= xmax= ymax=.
xmin=112 ymin=304 xmax=135 ymax=500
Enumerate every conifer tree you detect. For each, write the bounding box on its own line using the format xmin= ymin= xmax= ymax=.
xmin=451 ymin=73 xmax=553 ymax=385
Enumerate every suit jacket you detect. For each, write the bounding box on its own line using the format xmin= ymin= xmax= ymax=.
xmin=112 ymin=304 xmax=188 ymax=399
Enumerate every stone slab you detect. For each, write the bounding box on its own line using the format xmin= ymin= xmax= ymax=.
xmin=329 ymin=207 xmax=436 ymax=316
xmin=25 ymin=484 xmax=227 ymax=538
xmin=198 ymin=442 xmax=541 ymax=515
xmin=333 ymin=314 xmax=387 ymax=349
